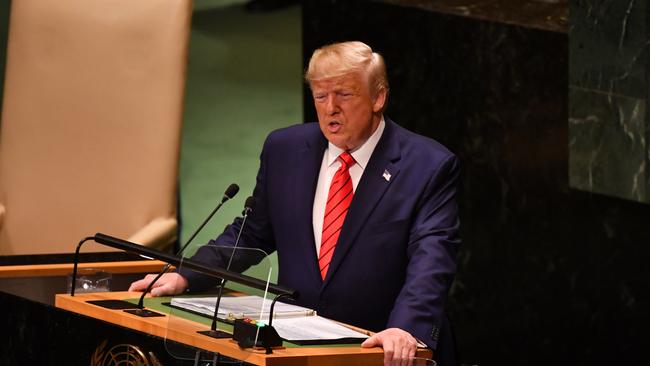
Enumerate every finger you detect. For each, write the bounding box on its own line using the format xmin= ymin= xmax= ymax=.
xmin=128 ymin=278 xmax=151 ymax=292
xmin=151 ymin=275 xmax=186 ymax=297
xmin=149 ymin=286 xmax=162 ymax=297
xmin=150 ymin=282 xmax=172 ymax=297
xmin=407 ymin=340 xmax=416 ymax=360
xmin=392 ymin=338 xmax=405 ymax=366
xmin=406 ymin=355 xmax=414 ymax=366
xmin=382 ymin=339 xmax=395 ymax=366
xmin=149 ymin=279 xmax=166 ymax=289
xmin=361 ymin=334 xmax=379 ymax=348
xmin=399 ymin=340 xmax=413 ymax=366
xmin=127 ymin=281 xmax=139 ymax=292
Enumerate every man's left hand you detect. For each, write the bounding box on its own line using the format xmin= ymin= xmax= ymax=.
xmin=361 ymin=327 xmax=418 ymax=366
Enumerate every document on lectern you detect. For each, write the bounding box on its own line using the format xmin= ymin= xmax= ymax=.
xmin=270 ymin=315 xmax=370 ymax=342
xmin=170 ymin=295 xmax=315 ymax=320
xmin=169 ymin=295 xmax=369 ymax=343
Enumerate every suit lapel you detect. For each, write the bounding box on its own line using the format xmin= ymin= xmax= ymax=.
xmin=323 ymin=119 xmax=402 ymax=286
xmin=293 ymin=127 xmax=327 ymax=285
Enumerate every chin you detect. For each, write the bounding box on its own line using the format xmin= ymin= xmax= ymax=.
xmin=335 ymin=142 xmax=354 ymax=150
xmin=325 ymin=134 xmax=354 ymax=150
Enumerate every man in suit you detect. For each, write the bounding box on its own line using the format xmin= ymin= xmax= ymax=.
xmin=130 ymin=41 xmax=460 ymax=366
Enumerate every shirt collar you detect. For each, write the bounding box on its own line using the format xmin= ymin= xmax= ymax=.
xmin=326 ymin=116 xmax=385 ymax=169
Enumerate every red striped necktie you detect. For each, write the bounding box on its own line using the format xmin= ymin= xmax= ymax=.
xmin=318 ymin=152 xmax=355 ymax=280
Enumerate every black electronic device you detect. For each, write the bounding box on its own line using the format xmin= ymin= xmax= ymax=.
xmin=233 ymin=318 xmax=283 ymax=353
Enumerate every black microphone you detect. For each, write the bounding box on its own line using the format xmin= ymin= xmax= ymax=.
xmin=128 ymin=183 xmax=239 ymax=317
xmin=199 ymin=196 xmax=255 ymax=338
xmin=242 ymin=196 xmax=255 ymax=215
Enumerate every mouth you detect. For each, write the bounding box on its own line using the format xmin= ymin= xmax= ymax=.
xmin=327 ymin=121 xmax=342 ymax=133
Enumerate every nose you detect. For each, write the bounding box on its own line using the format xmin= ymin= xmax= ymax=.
xmin=324 ymin=95 xmax=339 ymax=116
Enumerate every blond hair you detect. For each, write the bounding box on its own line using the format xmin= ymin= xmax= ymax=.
xmin=305 ymin=41 xmax=389 ymax=96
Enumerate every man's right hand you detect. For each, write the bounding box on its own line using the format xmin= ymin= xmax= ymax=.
xmin=128 ymin=272 xmax=189 ymax=297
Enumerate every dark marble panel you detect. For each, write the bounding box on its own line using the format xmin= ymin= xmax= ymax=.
xmin=379 ymin=0 xmax=568 ymax=32
xmin=569 ymin=0 xmax=647 ymax=98
xmin=569 ymin=0 xmax=649 ymax=203
xmin=569 ymin=87 xmax=646 ymax=202
xmin=303 ymin=1 xmax=649 ymax=365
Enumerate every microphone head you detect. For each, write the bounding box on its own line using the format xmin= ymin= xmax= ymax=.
xmin=223 ymin=183 xmax=240 ymax=202
xmin=243 ymin=196 xmax=256 ymax=215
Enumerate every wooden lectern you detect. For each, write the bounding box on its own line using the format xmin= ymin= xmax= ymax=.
xmin=54 ymin=291 xmax=432 ymax=365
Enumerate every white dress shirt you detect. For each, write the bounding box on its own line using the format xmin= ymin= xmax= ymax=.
xmin=312 ymin=117 xmax=386 ymax=256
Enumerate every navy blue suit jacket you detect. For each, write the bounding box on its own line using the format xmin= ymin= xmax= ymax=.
xmin=183 ymin=118 xmax=460 ymax=355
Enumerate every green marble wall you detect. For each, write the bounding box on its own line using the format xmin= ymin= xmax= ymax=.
xmin=569 ymin=0 xmax=649 ymax=203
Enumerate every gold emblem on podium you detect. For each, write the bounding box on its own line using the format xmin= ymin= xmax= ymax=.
xmin=91 ymin=340 xmax=161 ymax=366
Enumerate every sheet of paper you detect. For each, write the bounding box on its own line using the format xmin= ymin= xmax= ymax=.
xmin=170 ymin=295 xmax=369 ymax=341
xmin=170 ymin=295 xmax=315 ymax=320
xmin=271 ymin=315 xmax=370 ymax=341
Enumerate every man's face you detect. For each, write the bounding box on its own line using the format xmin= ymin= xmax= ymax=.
xmin=311 ymin=72 xmax=386 ymax=150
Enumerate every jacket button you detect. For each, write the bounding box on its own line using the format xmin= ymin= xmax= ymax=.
xmin=430 ymin=326 xmax=440 ymax=341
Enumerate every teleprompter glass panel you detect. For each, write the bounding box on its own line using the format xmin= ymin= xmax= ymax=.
xmin=163 ymin=245 xmax=276 ymax=363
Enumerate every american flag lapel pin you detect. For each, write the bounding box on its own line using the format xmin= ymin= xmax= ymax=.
xmin=382 ymin=169 xmax=391 ymax=182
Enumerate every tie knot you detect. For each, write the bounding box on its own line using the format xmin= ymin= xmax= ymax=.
xmin=339 ymin=152 xmax=355 ymax=168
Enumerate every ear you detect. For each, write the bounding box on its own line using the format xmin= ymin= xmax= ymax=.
xmin=372 ymin=87 xmax=387 ymax=113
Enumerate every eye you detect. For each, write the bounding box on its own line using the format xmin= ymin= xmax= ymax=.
xmin=313 ymin=93 xmax=326 ymax=102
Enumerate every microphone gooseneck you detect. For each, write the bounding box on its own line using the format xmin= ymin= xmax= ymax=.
xmin=205 ymin=196 xmax=255 ymax=336
xmin=135 ymin=183 xmax=239 ymax=309
xmin=92 ymin=232 xmax=296 ymax=297
xmin=70 ymin=236 xmax=98 ymax=296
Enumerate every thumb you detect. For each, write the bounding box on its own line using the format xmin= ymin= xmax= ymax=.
xmin=361 ymin=334 xmax=381 ymax=348
xmin=150 ymin=284 xmax=167 ymax=297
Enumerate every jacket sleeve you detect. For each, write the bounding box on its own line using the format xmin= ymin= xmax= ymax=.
xmin=386 ymin=153 xmax=461 ymax=349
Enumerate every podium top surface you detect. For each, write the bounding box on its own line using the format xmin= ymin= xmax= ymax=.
xmin=55 ymin=291 xmax=432 ymax=366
